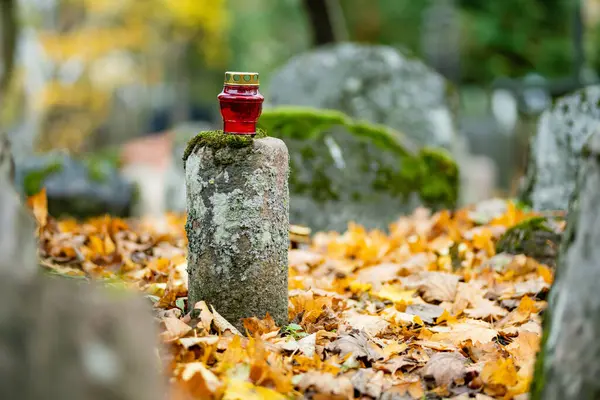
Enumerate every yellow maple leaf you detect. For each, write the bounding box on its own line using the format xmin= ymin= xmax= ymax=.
xmin=481 ymin=358 xmax=518 ymax=388
xmin=222 ymin=380 xmax=287 ymax=400
xmin=374 ymin=284 xmax=416 ymax=304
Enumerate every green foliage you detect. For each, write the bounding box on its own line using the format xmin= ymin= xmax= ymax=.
xmin=459 ymin=0 xmax=575 ymax=82
xmin=282 ymin=323 xmax=308 ymax=340
xmin=337 ymin=0 xmax=589 ymax=84
xmin=23 ymin=161 xmax=63 ymax=196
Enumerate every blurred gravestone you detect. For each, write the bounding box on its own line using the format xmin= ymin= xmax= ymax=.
xmin=14 ymin=152 xmax=133 ymax=218
xmin=530 ymin=131 xmax=600 ymax=399
xmin=258 ymin=108 xmax=459 ymax=232
xmin=268 ymin=43 xmax=462 ymax=152
xmin=0 ymin=138 xmax=164 ymax=400
xmin=165 ymin=121 xmax=214 ymax=213
xmin=521 ymin=85 xmax=600 ymax=210
xmin=266 ymin=43 xmax=466 ymax=231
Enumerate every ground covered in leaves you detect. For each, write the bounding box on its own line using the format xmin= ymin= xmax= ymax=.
xmin=30 ymin=190 xmax=561 ymax=400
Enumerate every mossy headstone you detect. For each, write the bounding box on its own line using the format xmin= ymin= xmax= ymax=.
xmin=257 ymin=107 xmax=458 ymax=232
xmin=267 ymin=43 xmax=462 ymax=153
xmin=265 ymin=43 xmax=465 ymax=230
xmin=14 ymin=152 xmax=133 ymax=218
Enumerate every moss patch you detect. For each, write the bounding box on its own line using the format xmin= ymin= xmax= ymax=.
xmin=495 ymin=216 xmax=562 ymax=268
xmin=183 ymin=129 xmax=267 ymax=165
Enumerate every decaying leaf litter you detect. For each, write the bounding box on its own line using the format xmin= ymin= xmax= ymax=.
xmin=29 ymin=188 xmax=561 ymax=400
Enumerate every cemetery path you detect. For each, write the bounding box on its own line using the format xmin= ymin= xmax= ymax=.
xmin=29 ymin=189 xmax=558 ymax=400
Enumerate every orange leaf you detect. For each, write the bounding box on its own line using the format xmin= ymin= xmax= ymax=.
xmin=481 ymin=358 xmax=518 ymax=388
xmin=537 ymin=264 xmax=554 ymax=284
xmin=88 ymin=235 xmax=104 ymax=255
xmin=27 ymin=188 xmax=48 ymax=229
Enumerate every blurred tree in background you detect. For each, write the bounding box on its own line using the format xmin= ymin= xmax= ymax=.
xmin=16 ymin=0 xmax=229 ymax=153
xmin=2 ymin=0 xmax=600 ymax=155
xmin=459 ymin=0 xmax=575 ymax=83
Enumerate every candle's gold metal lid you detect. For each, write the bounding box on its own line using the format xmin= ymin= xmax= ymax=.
xmin=224 ymin=71 xmax=259 ymax=86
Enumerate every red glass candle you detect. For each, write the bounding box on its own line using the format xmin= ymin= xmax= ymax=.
xmin=218 ymin=72 xmax=264 ymax=136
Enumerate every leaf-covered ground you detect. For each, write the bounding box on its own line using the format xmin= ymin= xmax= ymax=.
xmin=30 ymin=190 xmax=562 ymax=400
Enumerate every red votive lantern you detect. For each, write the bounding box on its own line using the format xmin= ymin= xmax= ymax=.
xmin=218 ymin=71 xmax=264 ymax=136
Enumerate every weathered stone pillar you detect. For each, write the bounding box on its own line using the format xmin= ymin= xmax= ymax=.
xmin=185 ymin=132 xmax=289 ymax=329
xmin=530 ymin=131 xmax=600 ymax=399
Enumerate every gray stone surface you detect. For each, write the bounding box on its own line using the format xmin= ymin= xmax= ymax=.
xmin=14 ymin=152 xmax=133 ymax=218
xmin=284 ymin=127 xmax=421 ymax=232
xmin=0 ymin=135 xmax=164 ymax=400
xmin=531 ymin=131 xmax=600 ymax=399
xmin=185 ymin=137 xmax=289 ymax=329
xmin=521 ymin=85 xmax=600 ymax=210
xmin=267 ymin=43 xmax=461 ymax=152
xmin=0 ymin=276 xmax=164 ymax=400
xmin=263 ymin=43 xmax=466 ymax=231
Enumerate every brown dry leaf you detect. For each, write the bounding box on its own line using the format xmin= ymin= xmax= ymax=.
xmin=162 ymin=317 xmax=192 ymax=342
xmin=430 ymin=320 xmax=498 ymax=346
xmin=382 ymin=378 xmax=425 ymax=399
xmin=211 ymin=305 xmax=242 ymax=336
xmin=506 ymin=331 xmax=540 ymax=368
xmin=343 ymin=311 xmax=389 ymax=336
xmin=509 ymin=277 xmax=550 ymax=298
xmin=326 ymin=331 xmax=384 ymax=362
xmin=375 ymin=355 xmax=417 ymax=375
xmin=243 ymin=313 xmax=279 ymax=336
xmin=451 ymin=394 xmax=496 ymax=400
xmin=295 ymin=372 xmax=354 ymax=400
xmin=498 ymin=296 xmax=538 ymax=328
xmin=405 ymin=303 xmax=445 ymax=324
xmin=418 ymin=272 xmax=460 ymax=303
xmin=381 ymin=341 xmax=408 ymax=360
xmin=194 ymin=301 xmax=214 ymax=332
xmin=421 ymin=352 xmax=468 ymax=387
xmin=452 ymin=281 xmax=488 ymax=314
xmin=354 ymin=263 xmax=402 ymax=289
xmin=178 ymin=362 xmax=223 ymax=398
xmin=351 ymin=368 xmax=389 ymax=398
xmin=464 ymin=299 xmax=508 ymax=320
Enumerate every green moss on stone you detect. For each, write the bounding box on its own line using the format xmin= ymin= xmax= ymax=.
xmin=496 ymin=216 xmax=552 ymax=254
xmin=258 ymin=106 xmax=348 ymax=139
xmin=495 ymin=216 xmax=562 ymax=268
xmin=417 ymin=147 xmax=459 ymax=207
xmin=257 ymin=106 xmax=459 ymax=208
xmin=23 ymin=161 xmax=63 ymax=196
xmin=182 ymin=129 xmax=267 ymax=165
